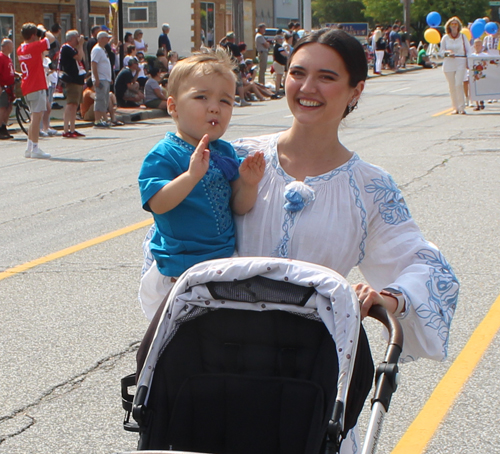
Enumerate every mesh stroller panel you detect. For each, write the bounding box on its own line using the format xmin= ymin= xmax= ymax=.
xmin=206 ymin=276 xmax=316 ymax=306
xmin=142 ymin=309 xmax=340 ymax=454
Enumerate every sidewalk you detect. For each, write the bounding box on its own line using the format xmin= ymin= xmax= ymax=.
xmin=7 ymin=96 xmax=169 ymax=135
xmin=6 ymin=62 xmax=433 ymax=135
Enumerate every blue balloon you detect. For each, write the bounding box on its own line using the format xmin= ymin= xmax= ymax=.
xmin=476 ymin=18 xmax=487 ymax=25
xmin=485 ymin=22 xmax=499 ymax=35
xmin=471 ymin=21 xmax=485 ymax=38
xmin=426 ymin=11 xmax=441 ymax=27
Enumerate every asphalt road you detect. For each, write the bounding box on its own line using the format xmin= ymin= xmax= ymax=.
xmin=1 ymin=67 xmax=499 ymax=454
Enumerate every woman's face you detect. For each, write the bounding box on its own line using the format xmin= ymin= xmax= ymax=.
xmin=450 ymin=22 xmax=460 ymax=34
xmin=285 ymin=43 xmax=364 ymax=126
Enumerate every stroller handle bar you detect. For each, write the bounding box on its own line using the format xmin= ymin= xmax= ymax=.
xmin=367 ymin=304 xmax=404 ymax=363
xmin=360 ymin=305 xmax=404 ymax=454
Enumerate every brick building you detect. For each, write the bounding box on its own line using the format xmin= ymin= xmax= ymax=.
xmin=1 ymin=0 xmax=257 ymax=64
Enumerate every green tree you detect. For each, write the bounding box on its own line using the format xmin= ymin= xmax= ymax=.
xmin=312 ymin=0 xmax=367 ymax=27
xmin=359 ymin=0 xmax=490 ymax=41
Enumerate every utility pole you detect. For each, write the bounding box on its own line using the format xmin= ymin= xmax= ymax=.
xmin=402 ymin=0 xmax=411 ymax=31
xmin=75 ymin=0 xmax=90 ymax=37
xmin=303 ymin=0 xmax=312 ymax=31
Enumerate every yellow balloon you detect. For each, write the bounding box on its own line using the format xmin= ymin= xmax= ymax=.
xmin=424 ymin=28 xmax=441 ymax=44
xmin=461 ymin=28 xmax=472 ymax=41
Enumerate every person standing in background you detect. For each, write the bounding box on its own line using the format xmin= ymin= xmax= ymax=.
xmin=440 ymin=17 xmax=471 ymax=115
xmin=91 ymin=31 xmax=114 ymax=127
xmin=134 ymin=29 xmax=148 ymax=53
xmin=86 ymin=25 xmax=101 ymax=69
xmin=255 ymin=23 xmax=270 ymax=85
xmin=0 ymin=39 xmax=17 ymax=140
xmin=158 ymin=24 xmax=172 ymax=55
xmin=17 ymin=24 xmax=55 ymax=158
xmin=60 ymin=30 xmax=86 ymax=138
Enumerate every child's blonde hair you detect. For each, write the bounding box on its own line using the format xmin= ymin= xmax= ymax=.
xmin=167 ymin=48 xmax=237 ymax=98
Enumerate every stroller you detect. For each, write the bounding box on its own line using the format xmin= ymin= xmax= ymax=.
xmin=121 ymin=257 xmax=403 ymax=454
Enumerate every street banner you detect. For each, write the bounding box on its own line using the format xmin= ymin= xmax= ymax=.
xmin=468 ymin=56 xmax=500 ymax=101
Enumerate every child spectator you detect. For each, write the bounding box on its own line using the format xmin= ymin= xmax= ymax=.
xmin=137 ymin=49 xmax=265 ymax=320
xmin=470 ymin=39 xmax=488 ymax=111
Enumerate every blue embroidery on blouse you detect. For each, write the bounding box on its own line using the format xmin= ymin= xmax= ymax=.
xmin=271 ymin=150 xmax=364 ymax=258
xmin=415 ymin=249 xmax=459 ymax=357
xmin=168 ymin=133 xmax=233 ymax=234
xmin=350 ymin=428 xmax=358 ymax=453
xmin=348 ymin=169 xmax=367 ymax=265
xmin=365 ymin=175 xmax=411 ymax=225
xmin=141 ymin=224 xmax=156 ymax=276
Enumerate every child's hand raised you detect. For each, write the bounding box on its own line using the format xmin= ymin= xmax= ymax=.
xmin=188 ymin=134 xmax=211 ymax=181
xmin=239 ymin=152 xmax=265 ymax=186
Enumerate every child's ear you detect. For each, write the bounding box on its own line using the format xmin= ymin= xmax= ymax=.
xmin=167 ymin=96 xmax=177 ymax=117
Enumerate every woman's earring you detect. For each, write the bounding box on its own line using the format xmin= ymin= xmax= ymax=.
xmin=347 ymin=98 xmax=358 ymax=114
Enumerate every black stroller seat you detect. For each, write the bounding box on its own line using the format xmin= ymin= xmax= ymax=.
xmin=122 ymin=257 xmax=401 ymax=454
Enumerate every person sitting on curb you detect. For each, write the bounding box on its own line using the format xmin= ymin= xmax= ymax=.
xmin=80 ymin=78 xmax=123 ymax=125
xmin=144 ymin=67 xmax=168 ymax=111
xmin=417 ymin=43 xmax=437 ymax=69
xmin=115 ymin=57 xmax=145 ymax=108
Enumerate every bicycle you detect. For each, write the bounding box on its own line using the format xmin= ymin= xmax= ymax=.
xmin=14 ymin=97 xmax=31 ymax=136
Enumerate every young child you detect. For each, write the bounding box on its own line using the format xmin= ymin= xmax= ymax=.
xmin=470 ymin=38 xmax=488 ymax=111
xmin=138 ymin=49 xmax=265 ymax=320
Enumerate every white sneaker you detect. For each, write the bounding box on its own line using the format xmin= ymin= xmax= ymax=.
xmin=24 ymin=148 xmax=32 ymax=158
xmin=47 ymin=128 xmax=58 ymax=136
xmin=39 ymin=130 xmax=49 ymax=137
xmin=30 ymin=148 xmax=51 ymax=159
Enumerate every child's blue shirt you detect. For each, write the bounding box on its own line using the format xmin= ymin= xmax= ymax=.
xmin=139 ymin=132 xmax=239 ymax=277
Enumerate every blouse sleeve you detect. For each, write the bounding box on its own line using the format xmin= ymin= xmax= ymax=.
xmin=358 ymin=172 xmax=459 ymax=362
xmin=438 ymin=35 xmax=449 ymax=57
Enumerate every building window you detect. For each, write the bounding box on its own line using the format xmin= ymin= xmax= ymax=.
xmin=43 ymin=13 xmax=54 ymax=31
xmin=200 ymin=2 xmax=215 ymax=47
xmin=123 ymin=2 xmax=157 ymax=28
xmin=90 ymin=15 xmax=107 ymax=27
xmin=0 ymin=15 xmax=15 ymax=60
xmin=129 ymin=7 xmax=148 ymax=23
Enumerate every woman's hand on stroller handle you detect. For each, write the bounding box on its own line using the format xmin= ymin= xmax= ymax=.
xmin=352 ymin=283 xmax=403 ymax=320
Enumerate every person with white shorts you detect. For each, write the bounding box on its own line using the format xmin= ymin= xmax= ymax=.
xmin=17 ymin=23 xmax=55 ymax=158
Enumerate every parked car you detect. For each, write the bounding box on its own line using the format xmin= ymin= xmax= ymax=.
xmin=257 ymin=27 xmax=290 ymax=43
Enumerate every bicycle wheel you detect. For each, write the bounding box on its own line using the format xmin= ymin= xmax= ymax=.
xmin=15 ymin=99 xmax=31 ymax=136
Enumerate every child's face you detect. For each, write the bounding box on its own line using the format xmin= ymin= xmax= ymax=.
xmin=168 ymin=69 xmax=235 ymax=147
xmin=474 ymin=41 xmax=483 ymax=53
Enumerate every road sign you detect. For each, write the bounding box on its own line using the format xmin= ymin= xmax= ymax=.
xmin=325 ymin=23 xmax=369 ymax=40
xmin=489 ymin=1 xmax=500 ymax=5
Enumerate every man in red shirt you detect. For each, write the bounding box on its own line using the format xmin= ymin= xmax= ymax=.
xmin=0 ymin=39 xmax=16 ymax=140
xmin=17 ymin=23 xmax=55 ymax=158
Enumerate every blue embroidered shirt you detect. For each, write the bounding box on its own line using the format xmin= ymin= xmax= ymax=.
xmin=139 ymin=132 xmax=239 ymax=277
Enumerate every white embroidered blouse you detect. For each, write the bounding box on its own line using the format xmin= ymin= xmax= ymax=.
xmin=232 ymin=133 xmax=459 ymax=363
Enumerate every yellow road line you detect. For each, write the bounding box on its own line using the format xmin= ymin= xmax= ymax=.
xmin=392 ymin=293 xmax=500 ymax=453
xmin=432 ymin=108 xmax=454 ymax=117
xmin=0 ymin=218 xmax=153 ymax=281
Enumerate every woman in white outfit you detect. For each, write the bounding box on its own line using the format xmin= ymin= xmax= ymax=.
xmin=440 ymin=17 xmax=471 ymax=114
xmin=139 ymin=28 xmax=460 ymax=453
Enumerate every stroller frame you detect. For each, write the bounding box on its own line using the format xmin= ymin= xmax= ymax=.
xmin=122 ymin=257 xmax=403 ymax=454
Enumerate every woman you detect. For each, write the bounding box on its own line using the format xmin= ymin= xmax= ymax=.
xmin=232 ymin=29 xmax=459 ymax=450
xmin=133 ymin=29 xmax=148 ymax=53
xmin=371 ymin=26 xmax=384 ymax=74
xmin=139 ymin=28 xmax=459 ymax=453
xmin=439 ymin=17 xmax=471 ymax=114
xmin=143 ymin=67 xmax=168 ymax=110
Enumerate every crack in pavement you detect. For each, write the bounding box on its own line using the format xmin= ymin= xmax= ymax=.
xmin=0 ymin=342 xmax=140 ymax=444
